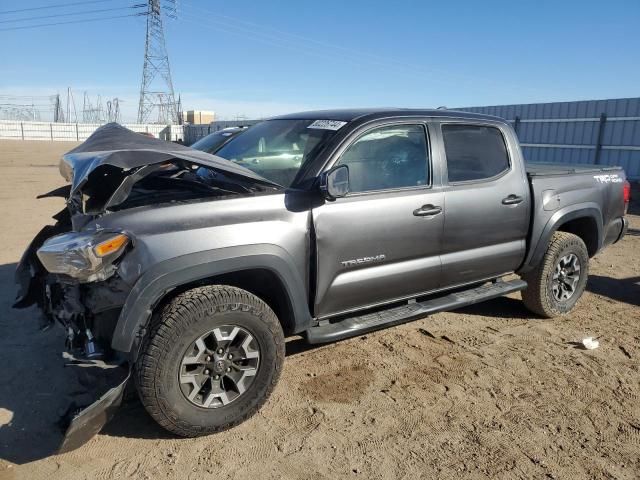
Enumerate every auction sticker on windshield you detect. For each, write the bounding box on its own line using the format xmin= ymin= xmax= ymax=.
xmin=308 ymin=120 xmax=347 ymax=130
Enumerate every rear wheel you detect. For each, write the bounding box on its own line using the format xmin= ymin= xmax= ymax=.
xmin=135 ymin=285 xmax=285 ymax=437
xmin=521 ymin=231 xmax=589 ymax=318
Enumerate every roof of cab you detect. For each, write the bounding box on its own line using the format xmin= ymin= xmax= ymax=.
xmin=270 ymin=108 xmax=505 ymax=123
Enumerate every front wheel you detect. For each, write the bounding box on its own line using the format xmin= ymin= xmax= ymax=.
xmin=135 ymin=285 xmax=285 ymax=437
xmin=521 ymin=231 xmax=589 ymax=318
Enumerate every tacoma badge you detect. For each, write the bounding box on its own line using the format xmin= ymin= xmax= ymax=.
xmin=341 ymin=254 xmax=386 ymax=268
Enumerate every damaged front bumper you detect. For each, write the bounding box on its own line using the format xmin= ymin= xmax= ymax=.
xmin=59 ymin=361 xmax=130 ymax=454
xmin=15 ymin=224 xmax=134 ymax=453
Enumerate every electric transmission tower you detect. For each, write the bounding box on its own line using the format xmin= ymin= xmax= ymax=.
xmin=83 ymin=92 xmax=105 ymax=123
xmin=137 ymin=0 xmax=179 ymax=124
xmin=106 ymin=98 xmax=122 ymax=123
xmin=53 ymin=94 xmax=64 ymax=122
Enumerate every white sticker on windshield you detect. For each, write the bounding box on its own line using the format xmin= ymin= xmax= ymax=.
xmin=307 ymin=120 xmax=347 ymax=131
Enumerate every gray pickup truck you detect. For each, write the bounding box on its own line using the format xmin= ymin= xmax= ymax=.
xmin=15 ymin=109 xmax=630 ymax=450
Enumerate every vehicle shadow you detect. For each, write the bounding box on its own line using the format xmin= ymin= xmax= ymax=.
xmin=0 ymin=262 xmax=71 ymax=464
xmin=587 ymin=275 xmax=640 ymax=307
xmin=101 ymin=397 xmax=173 ymax=441
xmin=0 ymin=262 xmax=173 ymax=463
xmin=455 ymin=295 xmax=538 ymax=320
xmin=285 ymin=335 xmax=327 ymax=356
xmin=0 ymin=256 xmax=329 ymax=460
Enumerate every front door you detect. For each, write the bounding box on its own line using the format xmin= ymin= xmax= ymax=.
xmin=313 ymin=123 xmax=444 ymax=318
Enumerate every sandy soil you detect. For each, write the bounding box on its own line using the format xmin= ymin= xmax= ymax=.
xmin=0 ymin=140 xmax=638 ymax=480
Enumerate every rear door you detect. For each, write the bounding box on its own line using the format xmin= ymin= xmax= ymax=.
xmin=312 ymin=122 xmax=444 ymax=318
xmin=437 ymin=121 xmax=530 ymax=286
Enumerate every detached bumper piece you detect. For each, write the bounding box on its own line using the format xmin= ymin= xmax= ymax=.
xmin=58 ymin=362 xmax=130 ymax=453
xmin=305 ymin=279 xmax=527 ymax=344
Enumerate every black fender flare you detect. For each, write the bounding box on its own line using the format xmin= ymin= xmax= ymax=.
xmin=110 ymin=244 xmax=313 ymax=355
xmin=519 ymin=203 xmax=603 ymax=273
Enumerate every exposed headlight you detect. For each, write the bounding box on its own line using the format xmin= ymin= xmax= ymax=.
xmin=37 ymin=231 xmax=130 ymax=282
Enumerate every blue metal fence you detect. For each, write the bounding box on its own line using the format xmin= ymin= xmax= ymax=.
xmin=458 ymin=97 xmax=640 ymax=180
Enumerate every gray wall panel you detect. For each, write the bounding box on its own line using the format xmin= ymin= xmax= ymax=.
xmin=458 ymin=97 xmax=640 ymax=179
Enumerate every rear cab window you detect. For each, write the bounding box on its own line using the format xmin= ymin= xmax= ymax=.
xmin=442 ymin=124 xmax=510 ymax=183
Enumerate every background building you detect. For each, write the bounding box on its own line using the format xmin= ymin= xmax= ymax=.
xmin=183 ymin=110 xmax=215 ymax=124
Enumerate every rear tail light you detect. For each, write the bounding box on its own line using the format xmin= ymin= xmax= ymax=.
xmin=623 ymin=180 xmax=631 ymax=214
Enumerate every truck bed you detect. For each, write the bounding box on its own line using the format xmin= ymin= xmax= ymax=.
xmin=523 ymin=160 xmax=627 ymax=276
xmin=526 ymin=162 xmax=623 ymax=177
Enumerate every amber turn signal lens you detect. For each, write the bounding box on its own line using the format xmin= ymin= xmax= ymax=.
xmin=93 ymin=233 xmax=129 ymax=257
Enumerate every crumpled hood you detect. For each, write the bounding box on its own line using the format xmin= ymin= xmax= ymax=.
xmin=61 ymin=122 xmax=274 ymax=194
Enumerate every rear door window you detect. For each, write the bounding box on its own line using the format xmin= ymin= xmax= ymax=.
xmin=442 ymin=124 xmax=510 ymax=183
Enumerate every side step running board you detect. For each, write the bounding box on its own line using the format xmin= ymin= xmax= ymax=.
xmin=305 ymin=279 xmax=527 ymax=344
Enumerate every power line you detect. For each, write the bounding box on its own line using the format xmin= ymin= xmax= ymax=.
xmin=0 ymin=13 xmax=143 ymax=32
xmin=179 ymin=2 xmax=407 ymax=68
xmin=178 ymin=0 xmax=544 ymax=96
xmin=176 ymin=11 xmax=426 ymax=87
xmin=0 ymin=5 xmax=145 ymax=25
xmin=0 ymin=0 xmax=115 ymax=16
xmin=177 ymin=5 xmax=439 ymax=80
xmin=177 ymin=12 xmax=345 ymax=66
xmin=0 ymin=95 xmax=53 ymax=99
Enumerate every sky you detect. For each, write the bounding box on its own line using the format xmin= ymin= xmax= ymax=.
xmin=1 ymin=0 xmax=639 ymax=122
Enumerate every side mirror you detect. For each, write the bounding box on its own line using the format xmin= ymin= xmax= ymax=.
xmin=320 ymin=165 xmax=350 ymax=200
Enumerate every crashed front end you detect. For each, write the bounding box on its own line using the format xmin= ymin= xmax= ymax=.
xmin=14 ymin=205 xmax=135 ymax=453
xmin=13 ymin=123 xmax=275 ymax=452
xmin=15 ymin=219 xmax=133 ymax=351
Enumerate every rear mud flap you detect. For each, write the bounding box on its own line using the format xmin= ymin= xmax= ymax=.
xmin=58 ymin=364 xmax=130 ymax=454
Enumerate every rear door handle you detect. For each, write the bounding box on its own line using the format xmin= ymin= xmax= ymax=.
xmin=413 ymin=204 xmax=442 ymax=217
xmin=502 ymin=194 xmax=523 ymax=205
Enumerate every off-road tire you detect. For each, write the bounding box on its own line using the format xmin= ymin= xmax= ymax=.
xmin=135 ymin=285 xmax=285 ymax=437
xmin=521 ymin=231 xmax=589 ymax=318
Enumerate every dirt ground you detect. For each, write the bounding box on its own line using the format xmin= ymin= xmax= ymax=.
xmin=0 ymin=140 xmax=638 ymax=480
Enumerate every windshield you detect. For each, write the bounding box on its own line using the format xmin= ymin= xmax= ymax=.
xmin=190 ymin=129 xmax=242 ymax=154
xmin=213 ymin=119 xmax=344 ymax=187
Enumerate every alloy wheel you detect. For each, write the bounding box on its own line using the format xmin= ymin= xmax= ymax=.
xmin=179 ymin=325 xmax=260 ymax=408
xmin=551 ymin=253 xmax=581 ymax=302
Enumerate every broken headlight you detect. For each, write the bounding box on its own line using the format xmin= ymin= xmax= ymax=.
xmin=37 ymin=231 xmax=129 ymax=282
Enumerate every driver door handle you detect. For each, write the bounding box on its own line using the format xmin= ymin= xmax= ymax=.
xmin=413 ymin=204 xmax=442 ymax=217
xmin=502 ymin=194 xmax=523 ymax=205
